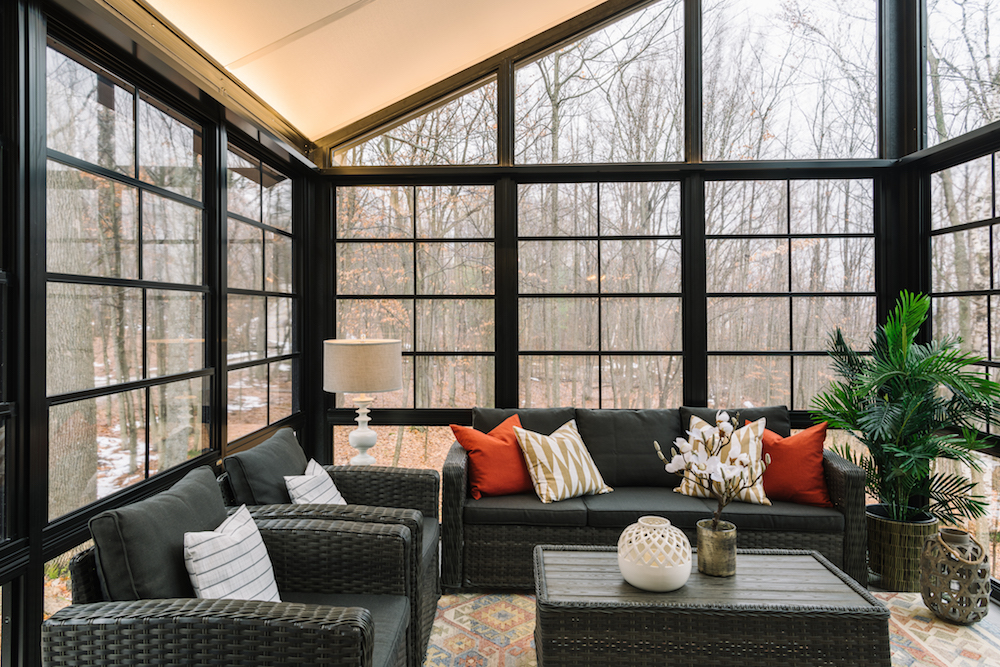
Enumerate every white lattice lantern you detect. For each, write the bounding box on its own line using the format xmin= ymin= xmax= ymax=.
xmin=617 ymin=516 xmax=692 ymax=592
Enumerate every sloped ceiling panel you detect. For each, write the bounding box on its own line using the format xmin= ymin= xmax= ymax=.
xmin=145 ymin=0 xmax=608 ymax=141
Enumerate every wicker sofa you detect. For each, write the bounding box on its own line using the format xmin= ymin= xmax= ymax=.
xmin=442 ymin=406 xmax=867 ymax=590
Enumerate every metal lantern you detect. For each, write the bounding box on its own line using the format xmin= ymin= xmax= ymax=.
xmin=919 ymin=528 xmax=990 ymax=625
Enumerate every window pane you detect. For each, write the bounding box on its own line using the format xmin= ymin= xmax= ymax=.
xmin=262 ymin=164 xmax=293 ymax=232
xmin=600 ymin=239 xmax=681 ymax=293
xmin=415 ymin=356 xmax=494 ymax=408
xmin=515 ymin=0 xmax=684 ymax=164
xmin=793 ymin=355 xmax=835 ymax=411
xmin=518 ymin=183 xmax=598 ymax=236
xmin=703 ymin=0 xmax=876 ymax=160
xmin=994 ymin=296 xmax=1000 ymax=361
xmin=601 ymin=355 xmax=683 ymax=409
xmin=791 ymin=237 xmax=875 ymax=292
xmin=227 ymin=295 xmax=266 ymax=363
xmin=149 ymin=377 xmax=209 ymax=473
xmin=707 ymin=355 xmax=790 ymax=409
xmin=49 ymin=389 xmax=146 ymax=519
xmin=336 ymin=356 xmax=414 ymax=409
xmin=143 ymin=192 xmax=202 ymax=285
xmin=416 ymin=185 xmax=494 ymax=238
xmin=335 ymin=79 xmax=497 ymax=166
xmin=228 ymin=218 xmax=262 ymax=291
xmin=337 ymin=186 xmax=414 ymax=239
xmin=791 ymin=296 xmax=875 ymax=351
xmin=518 ymin=241 xmax=599 ymax=293
xmin=147 ymin=290 xmax=204 ymax=377
xmin=790 ymin=179 xmax=874 ymax=234
xmin=227 ymin=367 xmax=268 ymax=442
xmin=270 ymin=359 xmax=297 ymax=423
xmin=416 ymin=300 xmax=494 ymax=352
xmin=933 ymin=295 xmax=988 ymax=358
xmin=519 ymin=297 xmax=598 ymax=351
xmin=602 ymin=297 xmax=682 ymax=351
xmin=930 ymin=156 xmax=994 ymax=230
xmin=138 ymin=96 xmax=202 ymax=201
xmin=46 ymin=46 xmax=134 ymax=176
xmin=47 ymin=164 xmax=138 ymax=279
xmin=708 ymin=297 xmax=789 ymax=351
xmin=265 ymin=231 xmax=293 ymax=293
xmin=267 ymin=297 xmax=294 ymax=357
xmin=336 ymin=299 xmax=413 ymax=350
xmin=45 ymin=542 xmax=93 ymax=620
xmin=933 ymin=228 xmax=990 ymax=292
xmin=332 ymin=425 xmax=453 ymax=472
xmin=600 ymin=182 xmax=680 ymax=236
xmin=706 ymin=181 xmax=787 ymax=235
xmin=519 ymin=355 xmax=599 ymax=408
xmin=47 ymin=283 xmax=142 ymax=396
xmin=337 ymin=242 xmax=414 ymax=295
xmin=227 ymin=148 xmax=261 ymax=221
xmin=416 ymin=242 xmax=494 ymax=295
xmin=706 ymin=239 xmax=789 ymax=292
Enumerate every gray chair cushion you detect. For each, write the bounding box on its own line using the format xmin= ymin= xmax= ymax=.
xmin=89 ymin=466 xmax=228 ymax=601
xmin=680 ymin=406 xmax=791 ymax=437
xmin=463 ymin=493 xmax=587 ymax=526
xmin=223 ymin=428 xmax=308 ymax=505
xmin=582 ymin=488 xmax=716 ymax=529
xmin=472 ymin=407 xmax=575 ymax=435
xmin=282 ymin=593 xmax=409 ymax=667
xmin=575 ymin=409 xmax=684 ymax=488
xmin=710 ymin=499 xmax=844 ymax=533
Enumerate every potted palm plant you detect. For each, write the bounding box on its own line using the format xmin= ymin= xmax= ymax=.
xmin=811 ymin=291 xmax=996 ymax=591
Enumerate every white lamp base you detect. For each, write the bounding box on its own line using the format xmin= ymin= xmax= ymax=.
xmin=348 ymin=395 xmax=378 ymax=466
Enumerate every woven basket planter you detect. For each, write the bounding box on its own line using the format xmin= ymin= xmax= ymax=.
xmin=866 ymin=504 xmax=938 ymax=591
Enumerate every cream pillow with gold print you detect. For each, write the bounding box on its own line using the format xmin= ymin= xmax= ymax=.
xmin=514 ymin=420 xmax=612 ymax=503
xmin=676 ymin=415 xmax=770 ymax=505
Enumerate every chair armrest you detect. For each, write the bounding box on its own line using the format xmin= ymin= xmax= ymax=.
xmin=822 ymin=448 xmax=867 ymax=584
xmin=325 ymin=466 xmax=440 ymax=520
xmin=255 ymin=518 xmax=413 ymax=598
xmin=43 ymin=598 xmax=375 ymax=667
xmin=441 ymin=441 xmax=468 ymax=590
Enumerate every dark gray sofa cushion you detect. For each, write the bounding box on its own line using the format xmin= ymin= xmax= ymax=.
xmin=464 ymin=493 xmax=587 ymax=526
xmin=575 ymin=409 xmax=684 ymax=488
xmin=282 ymin=593 xmax=409 ymax=667
xmin=472 ymin=407 xmax=575 ymax=435
xmin=711 ymin=499 xmax=844 ymax=533
xmin=680 ymin=406 xmax=791 ymax=437
xmin=223 ymin=428 xmax=308 ymax=505
xmin=582 ymin=488 xmax=716 ymax=529
xmin=89 ymin=466 xmax=228 ymax=601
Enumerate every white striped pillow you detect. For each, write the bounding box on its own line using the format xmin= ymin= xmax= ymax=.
xmin=514 ymin=419 xmax=612 ymax=503
xmin=183 ymin=505 xmax=281 ymax=601
xmin=284 ymin=459 xmax=346 ymax=505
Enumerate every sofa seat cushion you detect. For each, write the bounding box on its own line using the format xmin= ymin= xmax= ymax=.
xmin=282 ymin=593 xmax=409 ymax=667
xmin=473 ymin=407 xmax=575 ymax=435
xmin=224 ymin=428 xmax=308 ymax=505
xmin=713 ymin=499 xmax=844 ymax=533
xmin=582 ymin=487 xmax=715 ymax=529
xmin=575 ymin=409 xmax=685 ymax=488
xmin=463 ymin=493 xmax=587 ymax=526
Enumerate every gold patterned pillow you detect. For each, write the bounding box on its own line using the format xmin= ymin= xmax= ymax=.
xmin=514 ymin=420 xmax=613 ymax=503
xmin=676 ymin=415 xmax=770 ymax=505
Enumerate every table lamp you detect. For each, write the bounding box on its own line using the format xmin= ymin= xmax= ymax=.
xmin=323 ymin=338 xmax=402 ymax=465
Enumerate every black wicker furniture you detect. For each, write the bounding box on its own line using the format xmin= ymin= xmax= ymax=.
xmin=42 ymin=466 xmax=414 ymax=667
xmin=219 ymin=428 xmax=441 ymax=667
xmin=443 ymin=407 xmax=868 ymax=590
xmin=533 ymin=545 xmax=890 ymax=667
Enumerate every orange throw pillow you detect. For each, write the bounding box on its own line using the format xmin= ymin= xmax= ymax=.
xmin=760 ymin=422 xmax=833 ymax=508
xmin=451 ymin=415 xmax=533 ymax=499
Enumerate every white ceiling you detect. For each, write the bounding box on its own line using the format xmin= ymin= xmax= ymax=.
xmin=144 ymin=0 xmax=608 ymax=143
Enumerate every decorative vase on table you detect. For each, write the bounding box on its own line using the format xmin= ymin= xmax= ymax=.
xmin=617 ymin=516 xmax=692 ymax=592
xmin=696 ymin=519 xmax=737 ymax=577
xmin=920 ymin=527 xmax=990 ymax=625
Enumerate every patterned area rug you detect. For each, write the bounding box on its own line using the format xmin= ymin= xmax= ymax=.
xmin=425 ymin=592 xmax=1000 ymax=667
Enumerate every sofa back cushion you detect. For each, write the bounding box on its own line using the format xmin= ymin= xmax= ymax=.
xmin=472 ymin=407 xmax=575 ymax=435
xmin=223 ymin=428 xmax=308 ymax=505
xmin=89 ymin=466 xmax=228 ymax=601
xmin=680 ymin=406 xmax=791 ymax=438
xmin=575 ymin=409 xmax=685 ymax=487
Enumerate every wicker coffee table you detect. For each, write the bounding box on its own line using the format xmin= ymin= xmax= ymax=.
xmin=533 ymin=545 xmax=889 ymax=667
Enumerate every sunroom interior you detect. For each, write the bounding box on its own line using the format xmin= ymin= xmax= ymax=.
xmin=1 ymin=0 xmax=999 ymax=664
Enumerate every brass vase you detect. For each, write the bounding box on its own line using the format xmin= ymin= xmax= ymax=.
xmin=696 ymin=518 xmax=736 ymax=577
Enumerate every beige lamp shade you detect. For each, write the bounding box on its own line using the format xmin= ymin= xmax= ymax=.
xmin=323 ymin=339 xmax=402 ymax=394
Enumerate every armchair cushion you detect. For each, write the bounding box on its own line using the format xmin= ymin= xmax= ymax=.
xmin=89 ymin=466 xmax=228 ymax=600
xmin=224 ymin=428 xmax=308 ymax=505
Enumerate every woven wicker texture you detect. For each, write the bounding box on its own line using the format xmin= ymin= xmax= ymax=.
xmin=442 ymin=442 xmax=468 ymax=590
xmin=868 ymin=510 xmax=939 ymax=591
xmin=920 ymin=531 xmax=991 ymax=624
xmin=327 ymin=465 xmax=440 ymax=520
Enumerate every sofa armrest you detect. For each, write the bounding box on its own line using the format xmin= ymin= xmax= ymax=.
xmin=441 ymin=441 xmax=468 ymax=590
xmin=325 ymin=466 xmax=440 ymax=520
xmin=43 ymin=598 xmax=376 ymax=667
xmin=822 ymin=449 xmax=867 ymax=584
